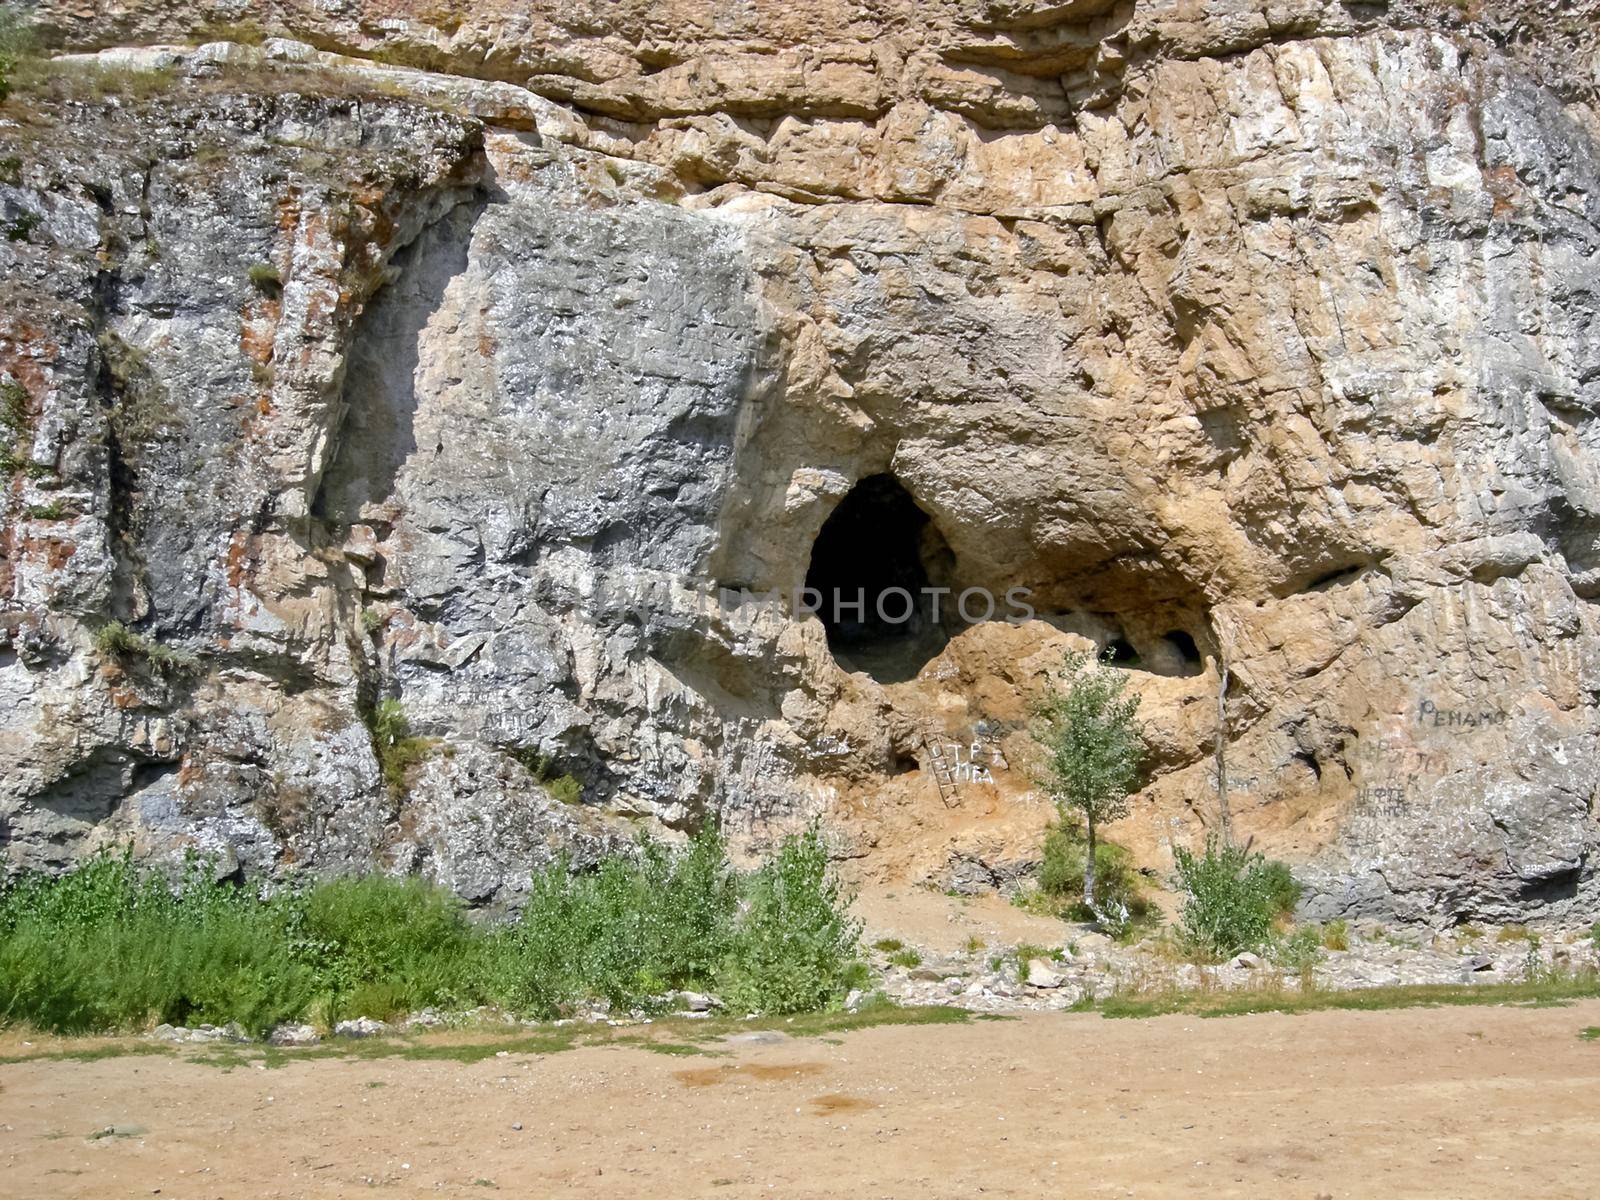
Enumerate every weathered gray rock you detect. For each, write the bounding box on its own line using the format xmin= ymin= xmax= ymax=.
xmin=670 ymin=991 xmax=721 ymax=1013
xmin=151 ymin=1022 xmax=250 ymax=1044
xmin=333 ymin=1017 xmax=390 ymax=1040
xmin=267 ymin=1023 xmax=321 ymax=1047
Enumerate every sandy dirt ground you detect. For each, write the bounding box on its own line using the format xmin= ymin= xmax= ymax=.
xmin=851 ymin=885 xmax=1074 ymax=954
xmin=4 ymin=1000 xmax=1599 ymax=1200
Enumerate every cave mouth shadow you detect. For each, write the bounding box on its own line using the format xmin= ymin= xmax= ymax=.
xmin=803 ymin=473 xmax=952 ymax=684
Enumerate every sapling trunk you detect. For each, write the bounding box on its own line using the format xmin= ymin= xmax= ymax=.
xmin=1083 ymin=814 xmax=1097 ymax=910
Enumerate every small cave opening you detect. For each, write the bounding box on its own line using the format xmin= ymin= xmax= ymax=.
xmin=1147 ymin=628 xmax=1205 ymax=677
xmin=1105 ymin=635 xmax=1139 ymax=665
xmin=803 ymin=473 xmax=951 ymax=684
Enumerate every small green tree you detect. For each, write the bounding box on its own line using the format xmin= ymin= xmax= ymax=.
xmin=1030 ymin=648 xmax=1145 ymax=916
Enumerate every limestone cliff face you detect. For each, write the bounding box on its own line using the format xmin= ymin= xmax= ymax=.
xmin=3 ymin=0 xmax=1600 ymax=924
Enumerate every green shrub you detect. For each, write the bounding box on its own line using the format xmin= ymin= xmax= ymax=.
xmin=1037 ymin=820 xmax=1154 ymax=927
xmin=719 ymin=827 xmax=863 ymax=1015
xmin=1270 ymin=925 xmax=1323 ymax=978
xmin=0 ymin=827 xmax=864 ymax=1034
xmin=484 ymin=825 xmax=860 ymax=1018
xmin=287 ymin=875 xmax=476 ymax=1021
xmin=1172 ymin=836 xmax=1298 ymax=959
xmin=886 ymin=948 xmax=922 ymax=969
xmin=0 ymin=851 xmax=313 ymax=1035
xmin=1258 ymin=859 xmax=1303 ymax=920
xmin=871 ymin=937 xmax=905 ymax=953
xmin=0 ymin=377 xmax=25 ymax=434
xmin=1321 ymin=919 xmax=1350 ymax=951
xmin=5 ymin=211 xmax=38 ymax=241
xmin=0 ymin=377 xmax=30 ymax=475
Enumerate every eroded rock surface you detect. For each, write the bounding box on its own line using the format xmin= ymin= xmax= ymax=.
xmin=3 ymin=1 xmax=1600 ymax=923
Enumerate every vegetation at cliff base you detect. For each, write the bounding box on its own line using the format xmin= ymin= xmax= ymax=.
xmin=1029 ymin=819 xmax=1157 ymax=930
xmin=0 ymin=827 xmax=863 ymax=1036
xmin=1172 ymin=834 xmax=1303 ymax=959
xmin=1029 ymin=649 xmax=1145 ymax=926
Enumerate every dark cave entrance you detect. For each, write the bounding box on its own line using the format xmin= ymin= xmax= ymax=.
xmin=803 ymin=474 xmax=952 ymax=684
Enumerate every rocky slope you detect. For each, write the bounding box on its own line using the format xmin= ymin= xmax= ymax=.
xmin=2 ymin=0 xmax=1599 ymax=925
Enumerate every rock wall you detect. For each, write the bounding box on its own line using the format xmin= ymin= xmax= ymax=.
xmin=2 ymin=0 xmax=1600 ymax=924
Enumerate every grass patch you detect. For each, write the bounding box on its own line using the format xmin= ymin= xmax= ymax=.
xmin=1580 ymin=1027 xmax=1600 ymax=1041
xmin=92 ymin=620 xmax=201 ymax=678
xmin=1013 ymin=942 xmax=1067 ymax=968
xmin=506 ymin=748 xmax=583 ymax=805
xmin=0 ymin=827 xmax=865 ymax=1037
xmin=886 ymin=948 xmax=922 ymax=969
xmin=1094 ymin=975 xmax=1600 ymax=1020
xmin=195 ymin=19 xmax=271 ymax=46
xmin=870 ymin=937 xmax=904 ymax=953
xmin=0 ymin=1001 xmax=977 ymax=1068
xmin=0 ymin=375 xmax=33 ymax=475
xmin=247 ymin=262 xmax=281 ymax=293
xmin=361 ymin=698 xmax=433 ymax=795
xmin=0 ymin=1040 xmax=174 ymax=1066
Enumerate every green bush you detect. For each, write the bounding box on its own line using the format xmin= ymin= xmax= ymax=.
xmin=1258 ymin=858 xmax=1304 ymax=920
xmin=1172 ymin=836 xmax=1300 ymax=959
xmin=1270 ymin=924 xmax=1323 ymax=978
xmin=287 ymin=875 xmax=476 ymax=1021
xmin=0 ymin=827 xmax=864 ymax=1035
xmin=1037 ymin=820 xmax=1154 ymax=926
xmin=481 ymin=827 xmax=743 ymax=1014
xmin=719 ymin=827 xmax=864 ymax=1015
xmin=0 ymin=851 xmax=313 ymax=1035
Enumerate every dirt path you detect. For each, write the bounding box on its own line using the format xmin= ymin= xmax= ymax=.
xmin=5 ymin=1001 xmax=1599 ymax=1199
